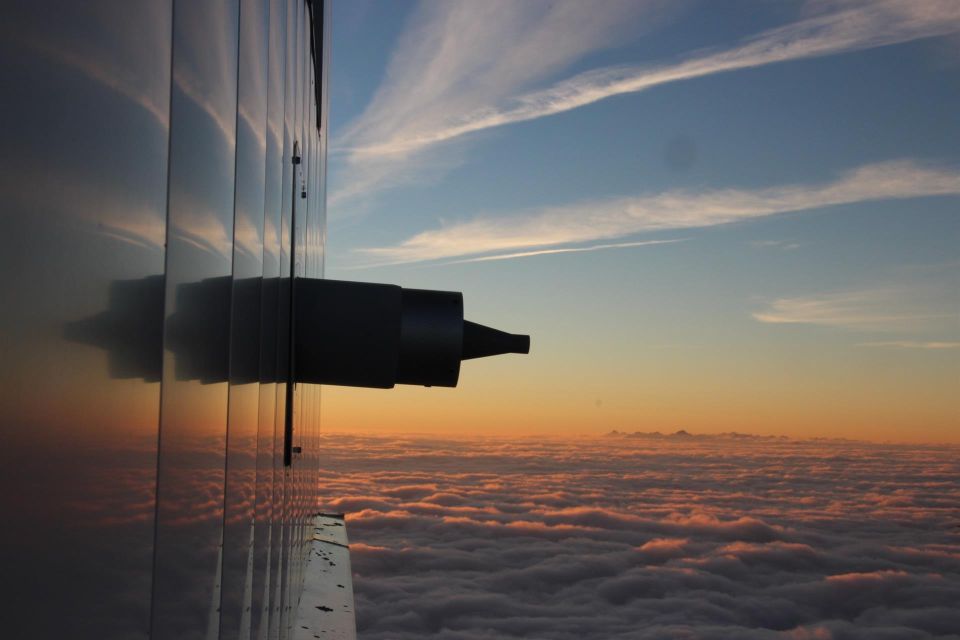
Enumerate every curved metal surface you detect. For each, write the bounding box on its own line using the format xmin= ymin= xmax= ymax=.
xmin=0 ymin=2 xmax=173 ymax=638
xmin=219 ymin=1 xmax=271 ymax=638
xmin=150 ymin=2 xmax=240 ymax=638
xmin=0 ymin=1 xmax=327 ymax=639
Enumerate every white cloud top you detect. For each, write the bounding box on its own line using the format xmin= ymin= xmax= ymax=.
xmin=319 ymin=433 xmax=960 ymax=639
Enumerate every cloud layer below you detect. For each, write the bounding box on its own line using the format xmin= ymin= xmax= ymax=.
xmin=319 ymin=432 xmax=960 ymax=639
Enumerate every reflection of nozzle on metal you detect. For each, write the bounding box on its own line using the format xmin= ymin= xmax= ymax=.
xmin=295 ymin=279 xmax=529 ymax=389
xmin=66 ymin=276 xmax=530 ymax=389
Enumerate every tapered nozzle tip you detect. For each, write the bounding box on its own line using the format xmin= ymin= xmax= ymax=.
xmin=461 ymin=320 xmax=530 ymax=361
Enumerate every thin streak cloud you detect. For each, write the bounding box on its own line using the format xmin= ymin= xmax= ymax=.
xmin=345 ymin=239 xmax=686 ymax=270
xmin=752 ymin=288 xmax=956 ymax=332
xmin=355 ymin=160 xmax=960 ymax=265
xmin=447 ymin=239 xmax=686 ymax=264
xmin=858 ymin=341 xmax=960 ymax=349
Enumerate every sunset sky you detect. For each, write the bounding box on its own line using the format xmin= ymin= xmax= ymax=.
xmin=322 ymin=0 xmax=960 ymax=442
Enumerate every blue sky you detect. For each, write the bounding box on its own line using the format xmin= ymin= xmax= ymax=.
xmin=322 ymin=0 xmax=959 ymax=441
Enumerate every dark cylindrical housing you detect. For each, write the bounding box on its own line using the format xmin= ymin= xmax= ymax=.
xmin=295 ymin=279 xmax=404 ymax=388
xmin=295 ymin=278 xmax=528 ymax=389
xmin=397 ymin=288 xmax=464 ymax=386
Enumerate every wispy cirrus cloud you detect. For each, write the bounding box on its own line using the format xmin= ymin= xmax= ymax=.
xmin=752 ymin=287 xmax=956 ymax=332
xmin=331 ymin=0 xmax=676 ymax=206
xmin=445 ymin=239 xmax=686 ymax=265
xmin=354 ymin=160 xmax=960 ymax=265
xmin=751 ymin=240 xmax=801 ymax=251
xmin=859 ymin=341 xmax=960 ymax=349
xmin=333 ymin=0 xmax=960 ymax=206
xmin=344 ymin=239 xmax=686 ymax=270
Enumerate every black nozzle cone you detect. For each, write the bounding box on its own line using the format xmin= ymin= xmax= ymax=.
xmin=461 ymin=320 xmax=530 ymax=361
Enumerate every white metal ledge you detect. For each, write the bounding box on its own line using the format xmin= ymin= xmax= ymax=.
xmin=292 ymin=513 xmax=357 ymax=640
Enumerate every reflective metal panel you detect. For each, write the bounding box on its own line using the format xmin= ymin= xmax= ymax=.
xmin=1 ymin=2 xmax=327 ymax=638
xmin=220 ymin=0 xmax=271 ymax=637
xmin=260 ymin=0 xmax=289 ymax=637
xmin=250 ymin=6 xmax=284 ymax=637
xmin=305 ymin=11 xmax=328 ymax=591
xmin=0 ymin=2 xmax=172 ymax=638
xmin=291 ymin=5 xmax=309 ymax=615
xmin=273 ymin=0 xmax=298 ymax=629
xmin=150 ymin=1 xmax=240 ymax=638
